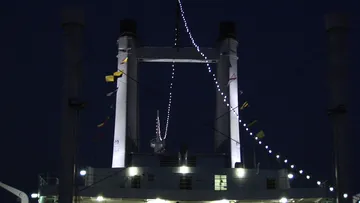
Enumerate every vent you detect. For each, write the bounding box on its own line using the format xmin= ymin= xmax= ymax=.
xmin=179 ymin=175 xmax=192 ymax=190
xmin=131 ymin=175 xmax=141 ymax=188
xmin=148 ymin=174 xmax=155 ymax=181
xmin=266 ymin=178 xmax=276 ymax=189
xmin=160 ymin=156 xmax=178 ymax=167
xmin=187 ymin=156 xmax=197 ymax=167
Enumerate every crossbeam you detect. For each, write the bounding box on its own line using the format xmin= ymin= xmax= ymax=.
xmin=136 ymin=47 xmax=218 ymax=63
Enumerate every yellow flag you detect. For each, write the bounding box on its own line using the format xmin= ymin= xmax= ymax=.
xmin=240 ymin=101 xmax=249 ymax=110
xmin=256 ymin=130 xmax=265 ymax=139
xmin=105 ymin=75 xmax=115 ymax=82
xmin=121 ymin=57 xmax=128 ymax=64
xmin=97 ymin=116 xmax=110 ymax=128
xmin=97 ymin=122 xmax=105 ymax=128
xmin=113 ymin=70 xmax=123 ymax=77
xmin=248 ymin=120 xmax=258 ymax=127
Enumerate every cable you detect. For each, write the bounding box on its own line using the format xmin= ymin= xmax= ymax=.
xmin=177 ymin=0 xmax=336 ymax=194
xmin=78 ymin=169 xmax=124 ymax=192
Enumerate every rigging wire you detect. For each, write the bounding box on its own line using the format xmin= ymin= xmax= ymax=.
xmin=177 ymin=0 xmax=334 ymax=193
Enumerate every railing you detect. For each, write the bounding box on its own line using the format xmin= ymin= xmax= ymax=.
xmin=38 ymin=174 xmax=59 ymax=186
xmin=159 ymin=156 xmax=197 ymax=167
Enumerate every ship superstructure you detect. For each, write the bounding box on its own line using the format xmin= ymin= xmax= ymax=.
xmin=32 ymin=1 xmax=357 ymax=203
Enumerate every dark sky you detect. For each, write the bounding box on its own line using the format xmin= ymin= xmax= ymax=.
xmin=1 ymin=0 xmax=359 ymax=202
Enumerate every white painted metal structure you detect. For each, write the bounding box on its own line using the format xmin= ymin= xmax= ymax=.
xmin=112 ymin=20 xmax=241 ymax=168
xmin=112 ymin=36 xmax=131 ymax=168
xmin=0 ymin=181 xmax=29 ymax=203
xmin=225 ymin=38 xmax=241 ymax=167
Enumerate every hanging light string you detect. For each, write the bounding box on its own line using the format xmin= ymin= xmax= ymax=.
xmin=156 ymin=110 xmax=163 ymax=141
xmin=176 ymin=0 xmax=341 ymax=196
xmin=162 ymin=2 xmax=181 ymax=140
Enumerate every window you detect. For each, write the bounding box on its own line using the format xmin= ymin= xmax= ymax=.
xmin=148 ymin=174 xmax=155 ymax=181
xmin=131 ymin=175 xmax=141 ymax=188
xmin=179 ymin=175 xmax=192 ymax=190
xmin=214 ymin=175 xmax=227 ymax=191
xmin=266 ymin=178 xmax=276 ymax=189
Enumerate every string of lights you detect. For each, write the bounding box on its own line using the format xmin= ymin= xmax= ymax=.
xmin=161 ymin=2 xmax=181 ymax=141
xmin=156 ymin=110 xmax=162 ymax=140
xmin=176 ymin=0 xmax=341 ymax=196
xmin=162 ymin=37 xmax=176 ymax=141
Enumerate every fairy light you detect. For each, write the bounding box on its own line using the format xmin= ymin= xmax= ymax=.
xmin=156 ymin=111 xmax=162 ymax=141
xmin=163 ymin=62 xmax=175 ymax=140
xmin=163 ymin=25 xmax=180 ymax=140
xmin=177 ymin=0 xmax=337 ymax=194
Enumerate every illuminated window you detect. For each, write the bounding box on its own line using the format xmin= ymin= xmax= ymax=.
xmin=214 ymin=175 xmax=227 ymax=191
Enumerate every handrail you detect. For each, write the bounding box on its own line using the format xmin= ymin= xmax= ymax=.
xmin=0 ymin=181 xmax=29 ymax=203
xmin=38 ymin=174 xmax=59 ymax=186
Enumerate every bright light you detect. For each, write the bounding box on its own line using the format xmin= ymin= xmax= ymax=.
xmin=179 ymin=165 xmax=189 ymax=174
xmin=317 ymin=181 xmax=321 ymax=186
xmin=235 ymin=168 xmax=246 ymax=178
xmin=284 ymin=159 xmax=288 ymax=163
xmin=343 ymin=193 xmax=348 ymax=198
xmin=96 ymin=196 xmax=104 ymax=202
xmin=287 ymin=173 xmax=294 ymax=179
xmin=30 ymin=193 xmax=38 ymax=198
xmin=79 ymin=170 xmax=87 ymax=176
xmin=329 ymin=187 xmax=334 ymax=192
xmin=215 ymin=199 xmax=229 ymax=203
xmin=276 ymin=155 xmax=280 ymax=159
xmin=128 ymin=167 xmax=139 ymax=176
xmin=279 ymin=197 xmax=288 ymax=203
xmin=290 ymin=165 xmax=294 ymax=169
xmin=147 ymin=198 xmax=168 ymax=203
xmin=269 ymin=150 xmax=272 ymax=153
xmin=306 ymin=175 xmax=310 ymax=179
xmin=299 ymin=170 xmax=303 ymax=174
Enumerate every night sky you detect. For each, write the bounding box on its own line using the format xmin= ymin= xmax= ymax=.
xmin=1 ymin=0 xmax=360 ymax=202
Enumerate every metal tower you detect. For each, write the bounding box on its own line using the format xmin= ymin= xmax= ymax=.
xmin=59 ymin=7 xmax=84 ymax=203
xmin=111 ymin=20 xmax=241 ymax=168
xmin=325 ymin=13 xmax=353 ymax=203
